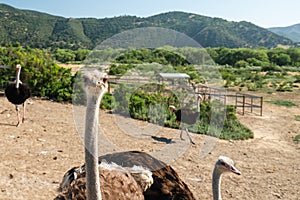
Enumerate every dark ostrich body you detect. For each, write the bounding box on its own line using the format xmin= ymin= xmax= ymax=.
xmin=174 ymin=108 xmax=199 ymax=125
xmin=5 ymin=83 xmax=30 ymax=105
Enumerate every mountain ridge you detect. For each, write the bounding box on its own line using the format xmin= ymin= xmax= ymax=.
xmin=0 ymin=3 xmax=295 ymax=49
xmin=268 ymin=23 xmax=300 ymax=42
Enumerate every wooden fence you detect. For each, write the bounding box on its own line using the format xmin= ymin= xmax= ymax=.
xmin=235 ymin=92 xmax=263 ymax=116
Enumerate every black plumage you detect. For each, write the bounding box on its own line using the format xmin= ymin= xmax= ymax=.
xmin=5 ymin=83 xmax=30 ymax=105
xmin=173 ymin=108 xmax=199 ymax=125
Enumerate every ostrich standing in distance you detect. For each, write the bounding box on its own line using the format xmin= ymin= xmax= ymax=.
xmin=56 ymin=69 xmax=153 ymax=200
xmin=169 ymin=94 xmax=203 ymax=144
xmin=57 ymin=152 xmax=241 ymax=200
xmin=5 ymin=64 xmax=30 ymax=127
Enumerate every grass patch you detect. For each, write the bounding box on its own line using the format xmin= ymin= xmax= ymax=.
xmin=294 ymin=134 xmax=300 ymax=142
xmin=266 ymin=100 xmax=296 ymax=107
xmin=295 ymin=115 xmax=300 ymax=121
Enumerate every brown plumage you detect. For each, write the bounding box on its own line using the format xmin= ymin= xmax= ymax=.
xmin=55 ymin=164 xmax=149 ymax=200
xmin=56 ymin=151 xmax=195 ymax=200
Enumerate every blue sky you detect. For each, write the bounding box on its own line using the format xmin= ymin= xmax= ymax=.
xmin=1 ymin=0 xmax=299 ymax=28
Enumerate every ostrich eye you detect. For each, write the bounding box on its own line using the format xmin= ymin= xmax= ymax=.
xmin=220 ymin=161 xmax=226 ymax=166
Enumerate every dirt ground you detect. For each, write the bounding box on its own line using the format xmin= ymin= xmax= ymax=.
xmin=0 ymin=89 xmax=299 ymax=200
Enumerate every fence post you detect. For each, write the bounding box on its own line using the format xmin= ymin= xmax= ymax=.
xmin=260 ymin=96 xmax=263 ymax=116
xmin=250 ymin=97 xmax=253 ymax=113
xmin=235 ymin=93 xmax=238 ymax=107
xmin=108 ymin=81 xmax=111 ymax=93
xmin=242 ymin=95 xmax=245 ymax=115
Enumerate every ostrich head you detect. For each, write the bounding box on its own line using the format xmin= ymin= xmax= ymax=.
xmin=82 ymin=69 xmax=108 ymax=98
xmin=214 ymin=156 xmax=241 ymax=175
xmin=169 ymin=105 xmax=177 ymax=112
xmin=16 ymin=64 xmax=21 ymax=69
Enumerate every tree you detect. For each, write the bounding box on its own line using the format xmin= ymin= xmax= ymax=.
xmin=287 ymin=48 xmax=300 ymax=66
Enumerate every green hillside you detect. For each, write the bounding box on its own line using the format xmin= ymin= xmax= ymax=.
xmin=269 ymin=23 xmax=300 ymax=42
xmin=0 ymin=4 xmax=294 ymax=49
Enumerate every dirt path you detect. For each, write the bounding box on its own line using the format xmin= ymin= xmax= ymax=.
xmin=0 ymin=90 xmax=299 ymax=199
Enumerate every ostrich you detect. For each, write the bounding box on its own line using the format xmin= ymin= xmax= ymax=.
xmin=5 ymin=64 xmax=31 ymax=127
xmin=212 ymin=156 xmax=241 ymax=200
xmin=55 ymin=69 xmax=153 ymax=200
xmin=169 ymin=94 xmax=203 ymax=144
xmin=57 ymin=152 xmax=241 ymax=200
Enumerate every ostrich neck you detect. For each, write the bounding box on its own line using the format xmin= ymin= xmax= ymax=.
xmin=196 ymin=97 xmax=200 ymax=112
xmin=15 ymin=67 xmax=21 ymax=89
xmin=85 ymin=94 xmax=102 ymax=200
xmin=212 ymin=167 xmax=222 ymax=200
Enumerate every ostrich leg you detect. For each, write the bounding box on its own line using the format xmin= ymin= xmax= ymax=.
xmin=180 ymin=124 xmax=195 ymax=144
xmin=180 ymin=124 xmax=185 ymax=140
xmin=22 ymin=102 xmax=26 ymax=123
xmin=185 ymin=128 xmax=195 ymax=145
xmin=16 ymin=105 xmax=21 ymax=127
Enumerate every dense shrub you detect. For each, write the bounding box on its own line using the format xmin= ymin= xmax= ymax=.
xmin=261 ymin=64 xmax=283 ymax=72
xmin=53 ymin=48 xmax=90 ymax=63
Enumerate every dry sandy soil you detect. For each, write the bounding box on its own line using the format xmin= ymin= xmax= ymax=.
xmin=0 ymin=89 xmax=299 ymax=200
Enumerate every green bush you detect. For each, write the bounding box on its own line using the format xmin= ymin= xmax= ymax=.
xmin=276 ymin=81 xmax=293 ymax=92
xmin=234 ymin=60 xmax=248 ymax=68
xmin=294 ymin=134 xmax=300 ymax=142
xmin=261 ymin=64 xmax=283 ymax=72
xmin=293 ymin=75 xmax=300 ymax=83
xmin=101 ymin=93 xmax=117 ymax=110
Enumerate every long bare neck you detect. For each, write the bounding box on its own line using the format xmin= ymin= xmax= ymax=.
xmin=212 ymin=166 xmax=222 ymax=200
xmin=15 ymin=67 xmax=21 ymax=89
xmin=196 ymin=96 xmax=201 ymax=112
xmin=85 ymin=93 xmax=103 ymax=200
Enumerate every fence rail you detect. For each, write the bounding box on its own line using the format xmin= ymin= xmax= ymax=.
xmin=235 ymin=93 xmax=263 ymax=116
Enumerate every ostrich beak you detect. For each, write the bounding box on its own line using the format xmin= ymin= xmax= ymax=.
xmin=230 ymin=165 xmax=241 ymax=175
